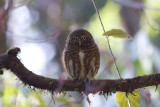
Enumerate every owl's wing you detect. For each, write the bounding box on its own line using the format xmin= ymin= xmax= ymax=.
xmin=94 ymin=46 xmax=100 ymax=75
xmin=64 ymin=51 xmax=74 ymax=79
xmin=85 ymin=46 xmax=100 ymax=79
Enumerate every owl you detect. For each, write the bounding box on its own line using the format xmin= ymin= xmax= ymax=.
xmin=63 ymin=29 xmax=100 ymax=80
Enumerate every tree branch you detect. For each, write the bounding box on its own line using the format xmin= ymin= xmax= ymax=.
xmin=0 ymin=48 xmax=160 ymax=94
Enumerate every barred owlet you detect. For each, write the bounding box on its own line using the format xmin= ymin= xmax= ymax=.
xmin=63 ymin=29 xmax=100 ymax=80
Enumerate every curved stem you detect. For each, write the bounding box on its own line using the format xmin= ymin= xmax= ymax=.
xmin=91 ymin=0 xmax=121 ymax=78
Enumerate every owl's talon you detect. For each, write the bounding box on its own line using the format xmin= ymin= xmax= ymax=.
xmin=78 ymin=77 xmax=81 ymax=80
xmin=73 ymin=78 xmax=80 ymax=82
xmin=83 ymin=78 xmax=91 ymax=84
xmin=88 ymin=80 xmax=91 ymax=84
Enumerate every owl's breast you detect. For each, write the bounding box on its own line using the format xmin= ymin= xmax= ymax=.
xmin=79 ymin=51 xmax=85 ymax=78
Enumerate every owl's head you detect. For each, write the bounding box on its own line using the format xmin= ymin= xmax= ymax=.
xmin=67 ymin=29 xmax=95 ymax=47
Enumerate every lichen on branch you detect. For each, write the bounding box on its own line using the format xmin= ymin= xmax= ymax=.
xmin=0 ymin=47 xmax=160 ymax=95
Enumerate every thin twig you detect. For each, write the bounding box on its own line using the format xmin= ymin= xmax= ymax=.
xmin=143 ymin=12 xmax=160 ymax=32
xmin=51 ymin=94 xmax=55 ymax=104
xmin=91 ymin=0 xmax=121 ymax=78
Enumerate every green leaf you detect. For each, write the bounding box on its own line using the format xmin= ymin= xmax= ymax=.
xmin=33 ymin=92 xmax=46 ymax=107
xmin=2 ymin=86 xmax=19 ymax=106
xmin=55 ymin=97 xmax=69 ymax=103
xmin=103 ymin=29 xmax=132 ymax=40
xmin=116 ymin=90 xmax=140 ymax=107
xmin=116 ymin=91 xmax=129 ymax=107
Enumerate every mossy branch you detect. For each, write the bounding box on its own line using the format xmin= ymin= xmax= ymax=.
xmin=0 ymin=48 xmax=160 ymax=94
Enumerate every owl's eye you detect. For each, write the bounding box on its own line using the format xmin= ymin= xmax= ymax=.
xmin=81 ymin=36 xmax=86 ymax=40
xmin=73 ymin=37 xmax=76 ymax=41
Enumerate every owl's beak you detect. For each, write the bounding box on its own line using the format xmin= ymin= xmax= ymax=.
xmin=79 ymin=40 xmax=81 ymax=46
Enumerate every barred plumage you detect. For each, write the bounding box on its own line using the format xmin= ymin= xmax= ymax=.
xmin=63 ymin=29 xmax=100 ymax=80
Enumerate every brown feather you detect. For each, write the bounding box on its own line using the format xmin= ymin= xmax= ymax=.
xmin=63 ymin=29 xmax=100 ymax=80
